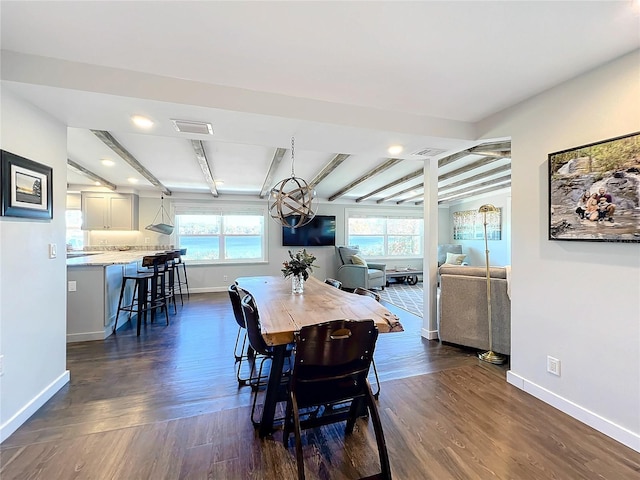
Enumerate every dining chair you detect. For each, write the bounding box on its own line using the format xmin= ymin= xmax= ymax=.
xmin=240 ymin=293 xmax=293 ymax=426
xmin=324 ymin=278 xmax=342 ymax=289
xmin=282 ymin=319 xmax=391 ymax=480
xmin=228 ymin=284 xmax=253 ymax=385
xmin=352 ymin=287 xmax=382 ymax=398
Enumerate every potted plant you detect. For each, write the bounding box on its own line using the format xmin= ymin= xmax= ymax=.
xmin=281 ymin=249 xmax=318 ymax=294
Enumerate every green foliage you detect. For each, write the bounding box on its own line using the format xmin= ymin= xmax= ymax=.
xmin=281 ymin=249 xmax=318 ymax=280
xmin=550 ymin=134 xmax=639 ymax=174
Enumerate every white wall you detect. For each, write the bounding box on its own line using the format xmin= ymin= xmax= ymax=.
xmin=0 ymin=90 xmax=70 ymax=442
xmin=478 ymin=50 xmax=640 ymax=451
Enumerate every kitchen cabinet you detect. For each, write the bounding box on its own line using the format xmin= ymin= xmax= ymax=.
xmin=81 ymin=192 xmax=139 ymax=230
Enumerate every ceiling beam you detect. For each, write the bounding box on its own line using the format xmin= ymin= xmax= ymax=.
xmin=468 ymin=141 xmax=511 ymax=155
xmin=396 ymin=191 xmax=424 ymax=204
xmin=438 ymin=164 xmax=511 ymax=193
xmin=437 ymin=176 xmax=512 ymax=203
xmin=259 ymin=147 xmax=287 ymax=199
xmin=327 ymin=158 xmax=403 ymax=202
xmin=437 ymin=140 xmax=511 ymax=169
xmin=438 ymin=156 xmax=501 ymax=182
xmin=91 ymin=130 xmax=172 ymax=196
xmin=67 ymin=159 xmax=117 ymax=191
xmin=376 ymin=182 xmax=424 ymax=204
xmin=307 ymin=153 xmax=350 ymax=190
xmin=355 ymin=167 xmax=423 ymax=203
xmin=415 ymin=180 xmax=512 ymax=206
xmin=190 ymin=140 xmax=218 ymax=197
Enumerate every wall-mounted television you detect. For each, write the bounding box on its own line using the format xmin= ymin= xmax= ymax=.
xmin=282 ymin=215 xmax=336 ymax=247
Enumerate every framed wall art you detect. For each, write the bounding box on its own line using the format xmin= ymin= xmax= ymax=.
xmin=453 ymin=208 xmax=502 ymax=241
xmin=1 ymin=150 xmax=53 ymax=220
xmin=548 ymin=131 xmax=640 ymax=243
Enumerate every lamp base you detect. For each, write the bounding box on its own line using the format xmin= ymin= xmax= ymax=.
xmin=478 ymin=350 xmax=507 ymax=365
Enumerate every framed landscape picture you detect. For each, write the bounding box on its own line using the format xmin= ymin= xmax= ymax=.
xmin=548 ymin=132 xmax=640 ymax=243
xmin=1 ymin=150 xmax=53 ymax=220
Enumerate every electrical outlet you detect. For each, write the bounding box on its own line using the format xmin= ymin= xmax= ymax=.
xmin=547 ymin=356 xmax=561 ymax=376
xmin=223 ymin=275 xmax=228 ymax=281
xmin=68 ymin=281 xmax=77 ymax=292
xmin=145 ymin=237 xmax=150 ymax=244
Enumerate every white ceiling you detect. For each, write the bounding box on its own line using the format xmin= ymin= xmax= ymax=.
xmin=1 ymin=1 xmax=639 ymax=203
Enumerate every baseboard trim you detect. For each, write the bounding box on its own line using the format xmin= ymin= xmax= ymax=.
xmin=190 ymin=287 xmax=226 ymax=294
xmin=507 ymin=371 xmax=640 ymax=453
xmin=0 ymin=370 xmax=70 ymax=443
xmin=421 ymin=328 xmax=439 ymax=341
xmin=67 ymin=331 xmax=105 ymax=343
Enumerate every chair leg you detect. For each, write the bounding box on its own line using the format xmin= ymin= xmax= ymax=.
xmin=365 ymin=381 xmax=392 ymax=480
xmin=371 ymin=357 xmax=381 ymax=399
xmin=174 ymin=265 xmax=184 ymax=306
xmin=291 ymin=394 xmax=306 ymax=480
xmin=234 ymin=326 xmax=243 ymax=361
xmin=113 ymin=279 xmax=128 ymax=334
xmin=250 ymin=356 xmax=270 ymax=426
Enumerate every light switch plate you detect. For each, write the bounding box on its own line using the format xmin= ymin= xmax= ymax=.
xmin=49 ymin=243 xmax=57 ymax=259
xmin=68 ymin=281 xmax=77 ymax=292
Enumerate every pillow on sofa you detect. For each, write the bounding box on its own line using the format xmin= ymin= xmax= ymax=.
xmin=445 ymin=252 xmax=467 ymax=265
xmin=350 ymin=254 xmax=368 ymax=267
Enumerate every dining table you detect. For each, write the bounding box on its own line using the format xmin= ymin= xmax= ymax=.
xmin=234 ymin=275 xmax=404 ymax=437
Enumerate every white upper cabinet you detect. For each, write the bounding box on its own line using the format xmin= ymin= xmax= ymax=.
xmin=81 ymin=192 xmax=139 ymax=230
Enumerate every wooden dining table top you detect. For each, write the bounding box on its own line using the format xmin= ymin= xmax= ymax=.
xmin=235 ymin=276 xmax=404 ymax=346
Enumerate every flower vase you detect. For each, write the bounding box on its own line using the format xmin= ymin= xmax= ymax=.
xmin=291 ymin=274 xmax=305 ymax=294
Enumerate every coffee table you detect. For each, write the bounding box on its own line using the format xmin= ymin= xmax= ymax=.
xmin=385 ymin=268 xmax=422 ymax=286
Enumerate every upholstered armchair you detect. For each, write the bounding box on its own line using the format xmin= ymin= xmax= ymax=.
xmin=437 ymin=244 xmax=467 ymax=266
xmin=335 ymin=246 xmax=386 ymax=291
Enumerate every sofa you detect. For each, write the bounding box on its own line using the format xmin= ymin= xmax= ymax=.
xmin=335 ymin=246 xmax=386 ymax=291
xmin=438 ymin=265 xmax=511 ymax=355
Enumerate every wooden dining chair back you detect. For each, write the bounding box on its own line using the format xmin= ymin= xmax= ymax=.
xmin=353 ymin=286 xmax=381 ymax=302
xmin=351 ymin=287 xmax=382 ymax=397
xmin=283 ymin=319 xmax=391 ymax=480
xmin=324 ymin=278 xmax=342 ymax=289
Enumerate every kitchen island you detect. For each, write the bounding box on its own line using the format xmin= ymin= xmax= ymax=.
xmin=67 ymin=250 xmax=166 ymax=343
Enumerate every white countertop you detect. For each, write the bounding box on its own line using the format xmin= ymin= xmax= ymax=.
xmin=66 ymin=250 xmax=166 ymax=267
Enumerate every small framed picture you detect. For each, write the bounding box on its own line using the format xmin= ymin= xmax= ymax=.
xmin=1 ymin=150 xmax=53 ymax=220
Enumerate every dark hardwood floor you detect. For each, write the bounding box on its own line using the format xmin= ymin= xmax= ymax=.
xmin=1 ymin=292 xmax=638 ymax=479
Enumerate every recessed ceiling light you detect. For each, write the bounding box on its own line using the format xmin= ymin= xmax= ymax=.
xmin=131 ymin=115 xmax=154 ymax=129
xmin=388 ymin=145 xmax=403 ymax=155
xmin=101 ymin=159 xmax=115 ymax=167
xmin=127 ymin=177 xmax=139 ymax=184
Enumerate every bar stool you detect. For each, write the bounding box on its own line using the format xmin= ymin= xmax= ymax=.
xmin=114 ymin=254 xmax=169 ymax=336
xmin=173 ymin=248 xmax=190 ymax=303
xmin=138 ymin=253 xmax=178 ymax=315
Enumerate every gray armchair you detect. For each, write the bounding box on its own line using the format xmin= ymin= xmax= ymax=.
xmin=335 ymin=246 xmax=386 ymax=291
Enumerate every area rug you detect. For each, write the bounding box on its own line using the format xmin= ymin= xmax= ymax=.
xmin=379 ymin=282 xmax=423 ymax=317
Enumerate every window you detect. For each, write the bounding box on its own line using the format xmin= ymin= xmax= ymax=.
xmin=175 ymin=206 xmax=266 ymax=263
xmin=66 ymin=209 xmax=84 ymax=250
xmin=347 ymin=212 xmax=423 ymax=257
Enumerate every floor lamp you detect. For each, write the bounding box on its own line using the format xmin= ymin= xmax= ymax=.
xmin=477 ymin=204 xmax=506 ymax=365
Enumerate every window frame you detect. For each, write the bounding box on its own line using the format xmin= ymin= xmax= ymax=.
xmin=345 ymin=209 xmax=424 ymax=259
xmin=174 ymin=203 xmax=269 ymax=265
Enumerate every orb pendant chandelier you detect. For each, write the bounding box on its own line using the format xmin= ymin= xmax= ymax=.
xmin=269 ymin=137 xmax=318 ymax=229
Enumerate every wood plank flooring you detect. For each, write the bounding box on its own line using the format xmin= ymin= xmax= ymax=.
xmin=1 ymin=292 xmax=638 ymax=479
